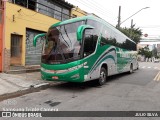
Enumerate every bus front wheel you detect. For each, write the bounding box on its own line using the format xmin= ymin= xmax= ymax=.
xmin=97 ymin=67 xmax=107 ymax=86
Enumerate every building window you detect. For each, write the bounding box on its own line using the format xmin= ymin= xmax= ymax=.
xmin=15 ymin=0 xmax=27 ymax=7
xmin=62 ymin=8 xmax=69 ymax=20
xmin=54 ymin=5 xmax=62 ymax=20
xmin=11 ymin=0 xmax=72 ymax=21
xmin=36 ymin=0 xmax=71 ymax=21
xmin=28 ymin=0 xmax=36 ymax=10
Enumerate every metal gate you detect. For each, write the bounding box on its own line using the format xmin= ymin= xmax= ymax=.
xmin=11 ymin=34 xmax=22 ymax=65
xmin=26 ymin=29 xmax=44 ymax=65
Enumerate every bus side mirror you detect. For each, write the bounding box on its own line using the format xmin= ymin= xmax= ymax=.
xmin=33 ymin=33 xmax=46 ymax=47
xmin=77 ymin=25 xmax=94 ymax=41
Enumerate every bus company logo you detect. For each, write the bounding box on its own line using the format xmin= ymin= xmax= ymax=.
xmin=2 ymin=112 xmax=11 ymax=117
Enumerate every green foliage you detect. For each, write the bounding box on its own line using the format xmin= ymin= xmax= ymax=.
xmin=152 ymin=45 xmax=158 ymax=58
xmin=118 ymin=25 xmax=142 ymax=44
xmin=138 ymin=45 xmax=152 ymax=58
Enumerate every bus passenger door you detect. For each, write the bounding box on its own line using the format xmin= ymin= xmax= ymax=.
xmin=83 ymin=29 xmax=99 ymax=80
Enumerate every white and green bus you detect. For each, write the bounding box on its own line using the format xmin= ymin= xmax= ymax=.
xmin=33 ymin=16 xmax=138 ymax=85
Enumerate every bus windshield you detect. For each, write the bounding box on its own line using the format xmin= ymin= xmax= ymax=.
xmin=42 ymin=21 xmax=84 ymax=64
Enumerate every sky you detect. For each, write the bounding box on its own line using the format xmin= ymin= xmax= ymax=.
xmin=65 ymin=0 xmax=160 ymax=39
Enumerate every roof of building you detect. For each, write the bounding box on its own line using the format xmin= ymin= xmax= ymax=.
xmin=53 ymin=0 xmax=74 ymax=9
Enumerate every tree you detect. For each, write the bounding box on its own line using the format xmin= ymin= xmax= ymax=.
xmin=152 ymin=44 xmax=158 ymax=58
xmin=118 ymin=25 xmax=142 ymax=44
xmin=138 ymin=45 xmax=152 ymax=59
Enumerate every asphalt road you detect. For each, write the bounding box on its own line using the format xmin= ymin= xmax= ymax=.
xmin=1 ymin=62 xmax=160 ymax=120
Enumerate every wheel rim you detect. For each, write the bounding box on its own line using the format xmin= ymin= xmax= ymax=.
xmin=100 ymin=71 xmax=106 ymax=83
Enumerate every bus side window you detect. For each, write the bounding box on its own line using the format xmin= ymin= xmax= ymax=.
xmin=83 ymin=29 xmax=97 ymax=57
xmin=121 ymin=39 xmax=136 ymax=51
xmin=101 ymin=27 xmax=110 ymax=46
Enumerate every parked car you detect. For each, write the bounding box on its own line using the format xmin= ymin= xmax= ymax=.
xmin=154 ymin=59 xmax=160 ymax=63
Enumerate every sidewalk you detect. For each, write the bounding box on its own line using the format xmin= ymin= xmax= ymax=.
xmin=0 ymin=72 xmax=51 ymax=101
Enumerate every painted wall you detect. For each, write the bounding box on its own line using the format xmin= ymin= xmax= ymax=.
xmin=0 ymin=7 xmax=3 ymax=72
xmin=5 ymin=2 xmax=60 ymax=66
xmin=0 ymin=23 xmax=2 ymax=72
xmin=3 ymin=2 xmax=87 ymax=71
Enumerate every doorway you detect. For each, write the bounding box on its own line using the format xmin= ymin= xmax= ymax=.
xmin=10 ymin=34 xmax=22 ymax=65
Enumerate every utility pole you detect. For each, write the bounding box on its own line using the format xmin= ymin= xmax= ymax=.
xmin=131 ymin=19 xmax=133 ymax=28
xmin=117 ymin=6 xmax=121 ymax=29
xmin=130 ymin=19 xmax=133 ymax=38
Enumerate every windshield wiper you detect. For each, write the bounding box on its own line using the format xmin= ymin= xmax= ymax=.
xmin=64 ymin=25 xmax=72 ymax=48
xmin=59 ymin=31 xmax=70 ymax=48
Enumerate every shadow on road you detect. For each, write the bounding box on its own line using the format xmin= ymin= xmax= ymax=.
xmin=49 ymin=71 xmax=137 ymax=92
xmin=107 ymin=71 xmax=137 ymax=82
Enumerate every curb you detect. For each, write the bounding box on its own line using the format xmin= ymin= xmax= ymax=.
xmin=0 ymin=83 xmax=50 ymax=102
xmin=6 ymin=69 xmax=40 ymax=74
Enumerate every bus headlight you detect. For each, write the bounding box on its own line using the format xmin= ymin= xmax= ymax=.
xmin=41 ymin=62 xmax=87 ymax=74
xmin=41 ymin=68 xmax=68 ymax=74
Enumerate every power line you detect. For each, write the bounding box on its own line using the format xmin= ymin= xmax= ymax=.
xmin=75 ymin=0 xmax=112 ymax=17
xmin=140 ymin=26 xmax=160 ymax=28
xmin=19 ymin=12 xmax=59 ymax=25
xmin=74 ymin=0 xmax=115 ymax=19
xmin=6 ymin=15 xmax=52 ymax=26
xmin=79 ymin=0 xmax=114 ymax=17
xmin=16 ymin=17 xmax=52 ymax=26
xmin=7 ymin=6 xmax=58 ymax=25
xmin=6 ymin=16 xmax=50 ymax=30
xmin=8 ymin=0 xmax=117 ymax=27
xmin=8 ymin=6 xmax=75 ymax=25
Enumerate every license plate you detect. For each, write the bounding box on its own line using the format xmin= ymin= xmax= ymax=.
xmin=52 ymin=76 xmax=59 ymax=80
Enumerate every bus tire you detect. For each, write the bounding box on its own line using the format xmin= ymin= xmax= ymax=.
xmin=136 ymin=63 xmax=139 ymax=70
xmin=129 ymin=64 xmax=133 ymax=74
xmin=97 ymin=67 xmax=107 ymax=86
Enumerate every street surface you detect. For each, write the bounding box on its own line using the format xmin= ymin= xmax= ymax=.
xmin=0 ymin=62 xmax=160 ymax=120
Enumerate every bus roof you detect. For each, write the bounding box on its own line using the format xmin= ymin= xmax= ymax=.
xmin=50 ymin=15 xmax=98 ymax=28
xmin=50 ymin=15 xmax=135 ymax=44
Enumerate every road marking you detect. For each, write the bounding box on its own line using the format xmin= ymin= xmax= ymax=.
xmin=158 ymin=72 xmax=160 ymax=81
xmin=140 ymin=66 xmax=160 ymax=70
xmin=154 ymin=71 xmax=160 ymax=81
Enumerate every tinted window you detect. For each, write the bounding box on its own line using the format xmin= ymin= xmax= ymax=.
xmin=83 ymin=29 xmax=98 ymax=57
xmin=101 ymin=26 xmax=112 ymax=46
xmin=121 ymin=39 xmax=136 ymax=51
xmin=101 ymin=26 xmax=118 ymax=47
xmin=83 ymin=20 xmax=103 ymax=57
xmin=87 ymin=19 xmax=103 ymax=36
xmin=101 ymin=26 xmax=136 ymax=51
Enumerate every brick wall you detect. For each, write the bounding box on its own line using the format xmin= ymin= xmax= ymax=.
xmin=4 ymin=48 xmax=10 ymax=72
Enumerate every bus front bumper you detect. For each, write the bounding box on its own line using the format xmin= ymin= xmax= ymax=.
xmin=41 ymin=68 xmax=84 ymax=82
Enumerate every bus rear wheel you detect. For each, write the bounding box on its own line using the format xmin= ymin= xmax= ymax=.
xmin=129 ymin=64 xmax=133 ymax=74
xmin=97 ymin=67 xmax=107 ymax=86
